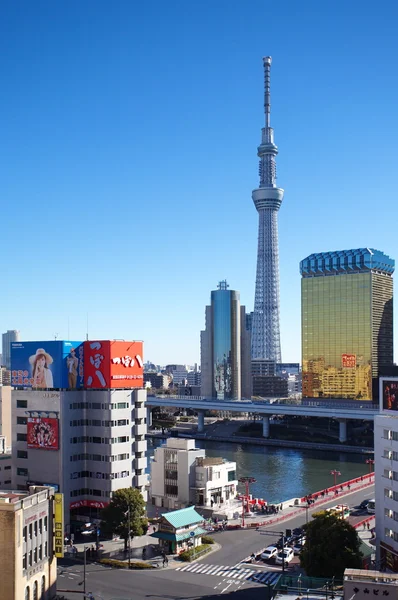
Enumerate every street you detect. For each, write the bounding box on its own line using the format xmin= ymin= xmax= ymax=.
xmin=57 ymin=484 xmax=374 ymax=600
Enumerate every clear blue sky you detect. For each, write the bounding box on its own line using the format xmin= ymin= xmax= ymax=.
xmin=1 ymin=0 xmax=398 ymax=365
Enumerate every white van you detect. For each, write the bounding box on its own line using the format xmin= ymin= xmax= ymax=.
xmin=367 ymin=499 xmax=375 ymax=514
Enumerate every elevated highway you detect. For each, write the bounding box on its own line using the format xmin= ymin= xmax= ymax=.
xmin=146 ymin=395 xmax=379 ymax=443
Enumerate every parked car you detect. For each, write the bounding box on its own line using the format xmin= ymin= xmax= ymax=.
xmin=261 ymin=546 xmax=279 ymax=561
xmin=275 ymin=547 xmax=294 ymax=565
xmin=358 ymin=499 xmax=370 ymax=510
xmin=293 ymin=538 xmax=306 ymax=554
xmin=293 ymin=528 xmax=303 ymax=537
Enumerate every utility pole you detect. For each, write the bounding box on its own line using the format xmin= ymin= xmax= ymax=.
xmin=83 ymin=545 xmax=87 ymax=599
xmin=128 ymin=505 xmax=131 ymax=569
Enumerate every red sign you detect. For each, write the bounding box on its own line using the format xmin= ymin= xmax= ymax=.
xmin=70 ymin=500 xmax=109 ymax=510
xmin=27 ymin=417 xmax=59 ymax=450
xmin=342 ymin=354 xmax=356 ymax=368
xmin=84 ymin=341 xmax=143 ymax=389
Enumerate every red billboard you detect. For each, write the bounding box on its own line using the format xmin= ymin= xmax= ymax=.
xmin=27 ymin=417 xmax=59 ymax=450
xmin=84 ymin=341 xmax=143 ymax=389
xmin=342 ymin=354 xmax=356 ymax=368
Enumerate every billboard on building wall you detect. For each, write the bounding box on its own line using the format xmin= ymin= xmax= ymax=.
xmin=342 ymin=354 xmax=356 ymax=368
xmin=84 ymin=340 xmax=144 ymax=389
xmin=381 ymin=378 xmax=398 ymax=412
xmin=70 ymin=499 xmax=109 ymax=510
xmin=11 ymin=340 xmax=84 ymax=389
xmin=27 ymin=417 xmax=59 ymax=450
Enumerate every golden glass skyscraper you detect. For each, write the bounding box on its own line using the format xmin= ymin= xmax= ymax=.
xmin=301 ymin=248 xmax=394 ymax=402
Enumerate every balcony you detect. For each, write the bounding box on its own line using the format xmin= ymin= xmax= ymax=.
xmin=134 ymin=423 xmax=147 ymax=436
xmin=135 ymin=456 xmax=147 ymax=471
xmin=135 ymin=473 xmax=148 ymax=488
xmin=135 ymin=406 xmax=146 ymax=419
xmin=134 ymin=439 xmax=147 ymax=454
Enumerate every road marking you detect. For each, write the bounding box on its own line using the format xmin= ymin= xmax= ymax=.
xmin=221 ymin=582 xmax=232 ymax=593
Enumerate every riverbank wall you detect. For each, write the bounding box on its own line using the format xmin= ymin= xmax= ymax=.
xmin=146 ymin=431 xmax=374 ymax=455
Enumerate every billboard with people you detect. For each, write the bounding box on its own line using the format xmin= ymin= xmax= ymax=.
xmin=27 ymin=417 xmax=59 ymax=450
xmin=381 ymin=379 xmax=398 ymax=412
xmin=11 ymin=341 xmax=84 ymax=389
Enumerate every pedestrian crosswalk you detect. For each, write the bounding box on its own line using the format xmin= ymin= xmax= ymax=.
xmin=175 ymin=563 xmax=280 ymax=585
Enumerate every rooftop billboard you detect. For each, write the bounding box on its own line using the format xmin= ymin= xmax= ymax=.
xmin=11 ymin=341 xmax=84 ymax=389
xmin=381 ymin=378 xmax=398 ymax=412
xmin=84 ymin=340 xmax=143 ymax=389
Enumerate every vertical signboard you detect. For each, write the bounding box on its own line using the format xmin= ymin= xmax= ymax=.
xmin=84 ymin=340 xmax=143 ymax=389
xmin=54 ymin=493 xmax=64 ymax=558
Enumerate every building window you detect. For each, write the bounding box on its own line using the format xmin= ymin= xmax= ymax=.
xmin=34 ymin=521 xmax=37 ymax=536
xmin=17 ymin=400 xmax=28 ymax=408
xmin=17 ymin=467 xmax=28 ymax=477
xmin=4 ymin=465 xmax=11 ymax=470
xmin=44 ymin=517 xmax=47 ymax=532
xmin=23 ymin=553 xmax=27 ymax=569
xmin=25 ymin=587 xmax=30 ymax=600
xmin=39 ymin=519 xmax=42 ymax=534
xmin=17 ymin=433 xmax=27 ymax=442
xmin=228 ymin=470 xmax=236 ymax=481
xmin=29 ymin=550 xmax=32 ymax=566
xmin=17 ymin=416 xmax=27 ymax=425
xmin=17 ymin=450 xmax=28 ymax=459
xmin=165 ymin=484 xmax=178 ymax=496
xmin=33 ymin=580 xmax=38 ymax=600
xmin=44 ymin=541 xmax=48 ymax=557
xmin=29 ymin=524 xmax=32 ymax=539
xmin=23 ymin=526 xmax=27 ymax=542
xmin=41 ymin=577 xmax=45 ymax=598
xmin=92 ymin=489 xmax=102 ymax=497
xmin=39 ymin=544 xmax=42 ymax=560
xmin=34 ymin=547 xmax=37 ymax=563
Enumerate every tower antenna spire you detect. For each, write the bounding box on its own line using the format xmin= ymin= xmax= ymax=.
xmin=251 ymin=56 xmax=284 ymax=364
xmin=263 ymin=56 xmax=272 ymax=129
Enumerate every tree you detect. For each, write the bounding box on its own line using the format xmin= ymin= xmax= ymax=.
xmin=299 ymin=511 xmax=363 ymax=578
xmin=100 ymin=488 xmax=147 ymax=550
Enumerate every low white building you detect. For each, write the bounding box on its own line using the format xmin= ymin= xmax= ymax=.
xmin=150 ymin=438 xmax=237 ymax=512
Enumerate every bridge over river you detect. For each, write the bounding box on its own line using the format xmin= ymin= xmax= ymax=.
xmin=146 ymin=395 xmax=379 ymax=443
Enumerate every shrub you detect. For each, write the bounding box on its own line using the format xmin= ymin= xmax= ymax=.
xmin=201 ymin=535 xmax=215 ymax=545
xmin=179 ymin=544 xmax=211 ymax=562
xmin=99 ymin=558 xmax=153 ymax=569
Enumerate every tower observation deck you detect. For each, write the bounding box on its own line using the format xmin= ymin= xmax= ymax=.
xmin=251 ymin=56 xmax=284 ymax=363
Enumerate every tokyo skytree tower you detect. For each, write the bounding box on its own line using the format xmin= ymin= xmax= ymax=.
xmin=251 ymin=57 xmax=284 ymax=362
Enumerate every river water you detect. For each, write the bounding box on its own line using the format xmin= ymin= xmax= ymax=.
xmin=147 ymin=438 xmax=370 ymax=504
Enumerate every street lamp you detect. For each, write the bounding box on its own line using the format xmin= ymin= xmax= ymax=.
xmin=366 ymin=458 xmax=375 ymax=474
xmin=330 ymin=469 xmax=341 ymax=488
xmin=238 ymin=476 xmax=256 ymax=527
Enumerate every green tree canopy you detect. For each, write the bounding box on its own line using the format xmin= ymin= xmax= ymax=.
xmin=299 ymin=511 xmax=363 ymax=578
xmin=100 ymin=488 xmax=147 ymax=550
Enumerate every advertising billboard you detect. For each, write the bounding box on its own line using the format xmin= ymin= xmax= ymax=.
xmin=381 ymin=379 xmax=398 ymax=412
xmin=84 ymin=340 xmax=143 ymax=389
xmin=11 ymin=340 xmax=84 ymax=389
xmin=342 ymin=354 xmax=356 ymax=368
xmin=27 ymin=417 xmax=59 ymax=450
xmin=70 ymin=499 xmax=109 ymax=510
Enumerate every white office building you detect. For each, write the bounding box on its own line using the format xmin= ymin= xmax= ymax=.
xmin=374 ymin=377 xmax=398 ymax=571
xmin=12 ymin=388 xmax=148 ymax=530
xmin=150 ymin=438 xmax=237 ymax=512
